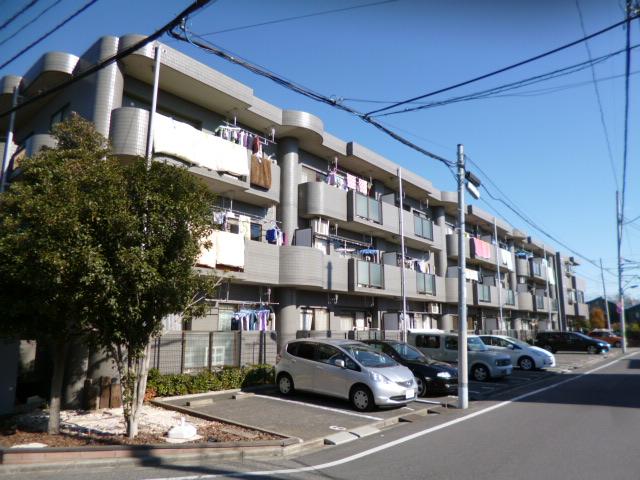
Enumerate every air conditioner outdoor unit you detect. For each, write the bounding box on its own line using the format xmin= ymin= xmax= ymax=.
xmin=427 ymin=303 xmax=440 ymax=315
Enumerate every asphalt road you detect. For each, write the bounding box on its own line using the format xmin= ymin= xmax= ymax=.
xmin=6 ymin=351 xmax=640 ymax=480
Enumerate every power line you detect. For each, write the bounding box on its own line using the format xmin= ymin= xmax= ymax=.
xmin=575 ymin=0 xmax=619 ymax=190
xmin=197 ymin=0 xmax=396 ymax=36
xmin=0 ymin=0 xmax=40 ymax=32
xmin=0 ymin=0 xmax=99 ymax=71
xmin=169 ymin=27 xmax=456 ymax=168
xmin=0 ymin=0 xmax=64 ymax=49
xmin=372 ymin=44 xmax=640 ymax=117
xmin=364 ymin=14 xmax=639 ymax=117
xmin=0 ymin=0 xmax=213 ymax=120
xmin=620 ymin=1 xmax=633 ymax=236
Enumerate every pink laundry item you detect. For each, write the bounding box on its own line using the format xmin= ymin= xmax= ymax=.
xmin=357 ymin=178 xmax=368 ymax=194
xmin=346 ymin=173 xmax=357 ymax=190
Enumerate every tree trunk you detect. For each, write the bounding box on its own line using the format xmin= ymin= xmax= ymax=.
xmin=125 ymin=342 xmax=151 ymax=439
xmin=48 ymin=339 xmax=68 ymax=434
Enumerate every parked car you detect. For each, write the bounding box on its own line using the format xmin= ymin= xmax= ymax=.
xmin=275 ymin=338 xmax=417 ymax=412
xmin=588 ymin=329 xmax=623 ymax=348
xmin=479 ymin=334 xmax=556 ymax=371
xmin=362 ymin=340 xmax=458 ymax=396
xmin=536 ymin=331 xmax=610 ymax=354
xmin=407 ymin=330 xmax=513 ymax=382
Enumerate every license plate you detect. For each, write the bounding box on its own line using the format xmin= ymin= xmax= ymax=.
xmin=405 ymin=389 xmax=414 ymax=399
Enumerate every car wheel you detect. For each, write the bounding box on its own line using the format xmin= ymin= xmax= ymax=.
xmin=542 ymin=344 xmax=555 ymax=354
xmin=614 ymin=341 xmax=622 ymax=348
xmin=277 ymin=373 xmax=294 ymax=396
xmin=518 ymin=356 xmax=535 ymax=371
xmin=471 ymin=364 xmax=490 ymax=382
xmin=350 ymin=385 xmax=374 ymax=412
xmin=415 ymin=375 xmax=427 ymax=397
xmin=587 ymin=345 xmax=598 ymax=355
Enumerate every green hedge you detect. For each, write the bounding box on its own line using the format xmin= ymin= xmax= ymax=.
xmin=146 ymin=365 xmax=275 ymax=398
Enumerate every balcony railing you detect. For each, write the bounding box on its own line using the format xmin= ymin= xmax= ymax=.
xmin=413 ymin=215 xmax=434 ymax=240
xmin=478 ymin=284 xmax=491 ymax=303
xmin=417 ymin=272 xmax=436 ymax=295
xmin=355 ymin=193 xmax=382 ymax=223
xmin=551 ymin=299 xmax=558 ymax=311
xmin=505 ymin=289 xmax=515 ymax=305
xmin=357 ymin=260 xmax=384 ymax=288
xmin=531 ymin=261 xmax=543 ymax=277
xmin=535 ymin=295 xmax=545 ymax=309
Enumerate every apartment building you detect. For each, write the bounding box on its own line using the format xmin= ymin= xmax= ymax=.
xmin=0 ymin=35 xmax=590 ymax=349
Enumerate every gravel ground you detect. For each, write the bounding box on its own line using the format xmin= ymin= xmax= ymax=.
xmin=0 ymin=405 xmax=280 ymax=448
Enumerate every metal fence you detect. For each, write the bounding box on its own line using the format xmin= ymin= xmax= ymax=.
xmin=148 ymin=328 xmax=537 ymax=375
xmin=149 ymin=331 xmax=279 ymax=374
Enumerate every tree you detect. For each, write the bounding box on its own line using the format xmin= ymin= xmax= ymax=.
xmin=0 ymin=115 xmax=112 ymax=433
xmin=0 ymin=114 xmax=218 ymax=437
xmin=589 ymin=308 xmax=606 ymax=329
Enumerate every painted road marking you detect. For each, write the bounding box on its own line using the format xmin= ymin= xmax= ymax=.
xmin=253 ymin=394 xmax=383 ymax=421
xmin=147 ymin=351 xmax=638 ymax=480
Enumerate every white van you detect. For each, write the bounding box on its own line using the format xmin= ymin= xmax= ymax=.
xmin=407 ymin=330 xmax=512 ymax=382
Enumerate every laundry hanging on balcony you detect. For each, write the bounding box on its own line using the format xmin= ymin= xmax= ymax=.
xmin=471 ymin=237 xmax=491 ymax=259
xmin=196 ymin=230 xmax=245 ymax=269
xmin=153 ymin=114 xmax=250 ymax=177
xmin=250 ymin=153 xmax=272 ymax=189
xmin=499 ymin=248 xmax=513 ymax=271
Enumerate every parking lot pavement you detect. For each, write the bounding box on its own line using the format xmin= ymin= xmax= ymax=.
xmin=157 ymin=387 xmax=443 ymax=443
xmin=468 ymin=349 xmax=622 ymax=400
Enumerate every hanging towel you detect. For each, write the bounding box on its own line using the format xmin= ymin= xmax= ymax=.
xmin=266 ymin=227 xmax=280 ymax=244
xmin=238 ymin=215 xmax=251 ymax=239
xmin=346 ymin=173 xmax=357 ymax=190
xmin=465 ymin=268 xmax=479 ymax=281
xmin=548 ymin=264 xmax=556 ymax=285
xmin=500 ymin=248 xmax=513 ymax=271
xmin=196 ymin=231 xmax=217 ymax=268
xmin=357 ymin=178 xmax=368 ymax=194
xmin=472 ymin=237 xmax=491 ymax=259
xmin=250 ymin=153 xmax=272 ymax=189
xmin=215 ymin=231 xmax=245 ymax=268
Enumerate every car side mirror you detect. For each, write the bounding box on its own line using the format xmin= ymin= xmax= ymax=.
xmin=334 ymin=359 xmax=346 ymax=368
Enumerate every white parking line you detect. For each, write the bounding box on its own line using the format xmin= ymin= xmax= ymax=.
xmin=253 ymin=395 xmax=383 ymax=421
xmin=147 ymin=351 xmax=637 ymax=480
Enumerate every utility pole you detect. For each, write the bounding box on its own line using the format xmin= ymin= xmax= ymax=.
xmin=0 ymin=86 xmax=19 ymax=193
xmin=397 ymin=167 xmax=408 ymax=342
xmin=493 ymin=217 xmax=504 ymax=330
xmin=616 ymin=191 xmax=627 ymax=353
xmin=145 ymin=45 xmax=162 ymax=167
xmin=457 ymin=144 xmax=468 ymax=410
xmin=600 ymin=258 xmax=611 ymax=331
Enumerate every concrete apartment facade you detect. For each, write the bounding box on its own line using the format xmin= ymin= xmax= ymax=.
xmin=0 ymin=35 xmax=590 ymax=348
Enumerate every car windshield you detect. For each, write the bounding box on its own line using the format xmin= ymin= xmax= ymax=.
xmin=342 ymin=343 xmax=397 ymax=368
xmin=573 ymin=332 xmax=595 ymax=340
xmin=391 ymin=343 xmax=432 ymax=363
xmin=468 ymin=337 xmax=488 ymax=351
xmin=505 ymin=337 xmax=529 ymax=348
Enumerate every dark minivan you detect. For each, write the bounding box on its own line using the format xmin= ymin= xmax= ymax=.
xmin=362 ymin=340 xmax=458 ymax=396
xmin=536 ymin=331 xmax=610 ymax=354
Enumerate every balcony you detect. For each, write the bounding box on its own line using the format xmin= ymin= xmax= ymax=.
xmin=444 ymin=277 xmax=474 ymax=306
xmin=446 ymin=234 xmax=502 ymax=269
xmin=530 ymin=259 xmax=547 ymax=283
xmin=477 ymin=284 xmax=492 ymax=303
xmin=109 ymin=107 xmax=280 ymax=206
xmin=576 ymin=303 xmax=589 ymax=318
xmin=516 ymin=257 xmax=530 ymax=276
xmin=299 ymin=182 xmax=441 ymax=250
xmin=416 ymin=272 xmax=436 ymax=295
xmin=533 ymin=295 xmax=548 ymax=313
xmin=504 ymin=289 xmax=516 ymax=307
xmin=517 ymin=292 xmax=534 ymax=312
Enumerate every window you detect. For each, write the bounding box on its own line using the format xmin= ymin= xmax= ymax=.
xmin=506 ymin=290 xmax=515 ymax=305
xmin=250 ymin=223 xmax=262 ymax=241
xmin=413 ymin=214 xmax=434 ymax=240
xmin=576 ymin=290 xmax=585 ymax=304
xmin=535 ymin=295 xmax=545 ymax=309
xmin=357 ymin=260 xmax=384 ymax=288
xmin=478 ymin=284 xmax=491 ymax=302
xmin=531 ymin=261 xmax=542 ymax=277
xmin=444 ymin=336 xmax=458 ymax=350
xmin=295 ymin=342 xmax=315 ymax=360
xmin=417 ymin=272 xmax=436 ymax=295
xmin=416 ymin=335 xmax=440 ymax=349
xmin=355 ymin=192 xmax=382 ymax=223
xmin=300 ymin=309 xmax=313 ymax=330
xmin=317 ymin=344 xmax=344 ymax=365
xmin=50 ymin=104 xmax=69 ymax=129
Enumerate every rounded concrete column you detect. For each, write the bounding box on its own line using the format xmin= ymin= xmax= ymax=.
xmin=434 ymin=206 xmax=447 ymax=276
xmin=278 ymin=137 xmax=300 ymax=242
xmin=277 ymin=289 xmax=298 ymax=350
xmin=508 ymin=242 xmax=517 ymax=291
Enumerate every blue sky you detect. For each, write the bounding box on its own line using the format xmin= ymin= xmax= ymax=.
xmin=0 ymin=0 xmax=638 ymax=300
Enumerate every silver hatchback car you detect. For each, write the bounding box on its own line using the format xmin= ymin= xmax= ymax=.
xmin=275 ymin=339 xmax=417 ymax=412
